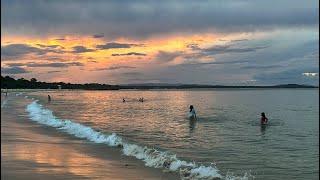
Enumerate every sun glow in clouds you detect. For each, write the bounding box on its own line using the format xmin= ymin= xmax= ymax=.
xmin=1 ymin=0 xmax=318 ymax=85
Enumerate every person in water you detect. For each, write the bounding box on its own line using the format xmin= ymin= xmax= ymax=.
xmin=122 ymin=98 xmax=126 ymax=103
xmin=261 ymin=112 xmax=268 ymax=125
xmin=189 ymin=105 xmax=197 ymax=120
xmin=48 ymin=95 xmax=51 ymax=102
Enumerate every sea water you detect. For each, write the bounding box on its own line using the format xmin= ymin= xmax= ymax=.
xmin=25 ymin=89 xmax=319 ymax=179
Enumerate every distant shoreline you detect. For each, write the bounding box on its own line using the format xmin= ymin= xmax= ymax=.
xmin=1 ymin=75 xmax=318 ymax=90
xmin=1 ymin=86 xmax=318 ymax=92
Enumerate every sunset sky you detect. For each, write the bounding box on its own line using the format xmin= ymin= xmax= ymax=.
xmin=1 ymin=0 xmax=319 ymax=85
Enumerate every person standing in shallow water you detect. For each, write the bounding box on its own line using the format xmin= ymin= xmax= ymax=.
xmin=48 ymin=95 xmax=51 ymax=102
xmin=261 ymin=112 xmax=268 ymax=125
xmin=188 ymin=105 xmax=197 ymax=120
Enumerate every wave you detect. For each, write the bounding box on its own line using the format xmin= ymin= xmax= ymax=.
xmin=26 ymin=100 xmax=249 ymax=180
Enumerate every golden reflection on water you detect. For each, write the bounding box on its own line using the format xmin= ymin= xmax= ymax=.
xmin=2 ymin=141 xmax=110 ymax=177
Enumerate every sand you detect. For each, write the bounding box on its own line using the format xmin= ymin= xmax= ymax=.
xmin=1 ymin=94 xmax=180 ymax=180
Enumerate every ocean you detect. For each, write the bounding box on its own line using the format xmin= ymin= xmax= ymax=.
xmin=23 ymin=89 xmax=318 ymax=179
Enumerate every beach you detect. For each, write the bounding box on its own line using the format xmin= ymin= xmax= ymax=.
xmin=1 ymin=94 xmax=179 ymax=180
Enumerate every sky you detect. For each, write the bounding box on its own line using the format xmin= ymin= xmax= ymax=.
xmin=1 ymin=0 xmax=319 ymax=85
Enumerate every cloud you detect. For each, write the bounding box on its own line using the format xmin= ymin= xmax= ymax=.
xmin=177 ymin=59 xmax=251 ymax=67
xmin=154 ymin=51 xmax=183 ymax=63
xmin=96 ymin=42 xmax=141 ymax=50
xmin=1 ymin=43 xmax=65 ymax=59
xmin=36 ymin=44 xmax=64 ymax=49
xmin=302 ymin=72 xmax=318 ymax=77
xmin=2 ymin=0 xmax=318 ymax=39
xmin=47 ymin=70 xmax=63 ymax=73
xmin=6 ymin=62 xmax=84 ymax=68
xmin=54 ymin=38 xmax=65 ymax=41
xmin=1 ymin=44 xmax=46 ymax=58
xmin=186 ymin=43 xmax=201 ymax=51
xmin=241 ymin=65 xmax=283 ymax=69
xmin=1 ymin=66 xmax=29 ymax=74
xmin=5 ymin=62 xmax=26 ymax=67
xmin=92 ymin=65 xmax=136 ymax=71
xmin=93 ymin=34 xmax=104 ymax=38
xmin=201 ymin=44 xmax=268 ymax=55
xmin=72 ymin=46 xmax=95 ymax=53
xmin=111 ymin=52 xmax=146 ymax=56
xmin=230 ymin=39 xmax=249 ymax=42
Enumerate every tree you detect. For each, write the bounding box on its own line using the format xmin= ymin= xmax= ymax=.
xmin=30 ymin=78 xmax=37 ymax=83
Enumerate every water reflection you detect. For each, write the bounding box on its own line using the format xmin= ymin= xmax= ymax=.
xmin=260 ymin=124 xmax=268 ymax=135
xmin=189 ymin=119 xmax=197 ymax=133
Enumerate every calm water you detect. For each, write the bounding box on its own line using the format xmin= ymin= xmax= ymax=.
xmin=27 ymin=89 xmax=319 ymax=179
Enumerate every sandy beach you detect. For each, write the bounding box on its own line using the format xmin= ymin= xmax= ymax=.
xmin=1 ymin=94 xmax=179 ymax=180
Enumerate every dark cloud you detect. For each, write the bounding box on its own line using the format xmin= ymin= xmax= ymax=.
xmin=36 ymin=44 xmax=64 ymax=49
xmin=186 ymin=43 xmax=201 ymax=51
xmin=231 ymin=39 xmax=249 ymax=42
xmin=1 ymin=66 xmax=29 ymax=74
xmin=96 ymin=42 xmax=141 ymax=50
xmin=111 ymin=52 xmax=146 ymax=56
xmin=92 ymin=66 xmax=136 ymax=71
xmin=47 ymin=70 xmax=63 ymax=73
xmin=155 ymin=51 xmax=183 ymax=63
xmin=6 ymin=62 xmax=84 ymax=68
xmin=1 ymin=44 xmax=46 ymax=58
xmin=1 ymin=43 xmax=66 ymax=59
xmin=93 ymin=34 xmax=104 ymax=38
xmin=5 ymin=62 xmax=26 ymax=67
xmin=201 ymin=44 xmax=268 ymax=55
xmin=2 ymin=0 xmax=318 ymax=39
xmin=55 ymin=38 xmax=65 ymax=41
xmin=72 ymin=46 xmax=95 ymax=53
xmin=178 ymin=59 xmax=251 ymax=67
xmin=45 ymin=56 xmax=66 ymax=61
xmin=241 ymin=65 xmax=283 ymax=69
xmin=88 ymin=60 xmax=98 ymax=63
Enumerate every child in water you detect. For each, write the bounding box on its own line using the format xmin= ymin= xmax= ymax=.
xmin=189 ymin=105 xmax=197 ymax=120
xmin=261 ymin=112 xmax=268 ymax=125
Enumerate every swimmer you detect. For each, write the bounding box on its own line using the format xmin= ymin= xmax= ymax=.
xmin=260 ymin=112 xmax=268 ymax=125
xmin=188 ymin=105 xmax=197 ymax=120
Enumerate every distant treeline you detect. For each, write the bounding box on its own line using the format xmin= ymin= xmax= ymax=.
xmin=1 ymin=76 xmax=119 ymax=90
xmin=1 ymin=75 xmax=317 ymax=90
xmin=118 ymin=84 xmax=317 ymax=89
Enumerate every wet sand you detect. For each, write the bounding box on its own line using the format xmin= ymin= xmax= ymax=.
xmin=1 ymin=94 xmax=179 ymax=180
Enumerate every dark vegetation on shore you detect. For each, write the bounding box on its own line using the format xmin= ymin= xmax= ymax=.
xmin=1 ymin=75 xmax=317 ymax=90
xmin=1 ymin=76 xmax=119 ymax=90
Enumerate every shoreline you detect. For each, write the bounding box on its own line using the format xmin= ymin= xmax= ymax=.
xmin=1 ymin=95 xmax=180 ymax=180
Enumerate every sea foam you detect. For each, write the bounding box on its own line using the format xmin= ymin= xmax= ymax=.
xmin=26 ymin=100 xmax=247 ymax=180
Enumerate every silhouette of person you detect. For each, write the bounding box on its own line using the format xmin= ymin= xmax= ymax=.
xmin=188 ymin=105 xmax=197 ymax=120
xmin=261 ymin=112 xmax=268 ymax=125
